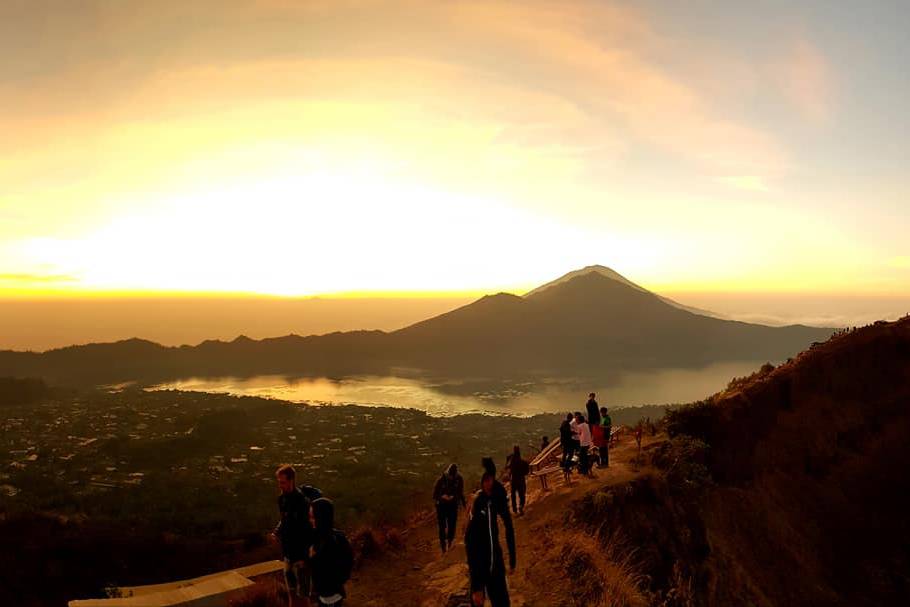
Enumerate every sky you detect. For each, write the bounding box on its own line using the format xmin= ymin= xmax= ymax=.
xmin=1 ymin=0 xmax=908 ymax=299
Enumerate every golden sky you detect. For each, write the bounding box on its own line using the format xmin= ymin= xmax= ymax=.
xmin=2 ymin=0 xmax=908 ymax=297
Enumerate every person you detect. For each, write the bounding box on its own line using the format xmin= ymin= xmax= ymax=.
xmin=586 ymin=392 xmax=601 ymax=427
xmin=273 ymin=464 xmax=322 ymax=607
xmin=600 ymin=406 xmax=612 ymax=467
xmin=433 ymin=463 xmax=467 ymax=553
xmin=466 ymin=471 xmax=516 ymax=607
xmin=309 ymin=497 xmax=354 ymax=606
xmin=591 ymin=416 xmax=605 ymax=467
xmin=507 ymin=446 xmax=530 ymax=515
xmin=559 ymin=413 xmax=575 ymax=470
xmin=576 ymin=413 xmax=593 ymax=476
xmin=481 ymin=456 xmax=509 ymax=504
xmin=540 ymin=436 xmax=549 ymax=452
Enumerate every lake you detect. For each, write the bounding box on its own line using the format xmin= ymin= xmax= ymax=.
xmin=150 ymin=360 xmax=765 ymax=416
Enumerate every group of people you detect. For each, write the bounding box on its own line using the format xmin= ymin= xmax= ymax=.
xmin=273 ymin=464 xmax=354 ymax=607
xmin=559 ymin=392 xmax=612 ymax=477
xmin=272 ymin=393 xmax=609 ymax=607
xmin=430 ymin=394 xmax=609 ymax=606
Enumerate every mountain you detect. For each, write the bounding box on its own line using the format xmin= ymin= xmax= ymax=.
xmin=0 ymin=267 xmax=834 ymax=384
xmin=388 ymin=268 xmax=831 ymax=372
xmin=524 ymin=264 xmax=722 ymax=318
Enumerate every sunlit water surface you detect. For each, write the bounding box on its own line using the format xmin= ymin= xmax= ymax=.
xmin=149 ymin=360 xmax=764 ymax=417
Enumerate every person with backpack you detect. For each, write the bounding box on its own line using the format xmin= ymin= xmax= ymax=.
xmin=466 ymin=471 xmax=516 ymax=607
xmin=433 ymin=463 xmax=467 ymax=553
xmin=309 ymin=498 xmax=354 ymax=607
xmin=273 ymin=464 xmax=323 ymax=607
xmin=507 ymin=446 xmax=530 ymax=516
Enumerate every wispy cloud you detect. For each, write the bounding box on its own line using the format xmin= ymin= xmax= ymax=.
xmin=0 ymin=272 xmax=78 ymax=284
xmin=771 ymin=38 xmax=835 ymax=125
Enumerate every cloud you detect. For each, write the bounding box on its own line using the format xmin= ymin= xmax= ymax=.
xmin=715 ymin=175 xmax=769 ymax=192
xmin=771 ymin=38 xmax=835 ymax=125
xmin=1 ymin=0 xmax=790 ymax=182
xmin=0 ymin=272 xmax=77 ymax=284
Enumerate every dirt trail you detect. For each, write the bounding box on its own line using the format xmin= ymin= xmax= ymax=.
xmin=348 ymin=435 xmax=655 ymax=606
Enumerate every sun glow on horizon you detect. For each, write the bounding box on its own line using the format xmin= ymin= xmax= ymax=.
xmin=1 ymin=1 xmax=908 ymax=299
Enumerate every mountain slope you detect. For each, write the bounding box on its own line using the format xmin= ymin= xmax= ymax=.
xmin=610 ymin=316 xmax=910 ymax=605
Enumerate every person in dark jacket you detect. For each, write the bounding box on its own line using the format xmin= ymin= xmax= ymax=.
xmin=586 ymin=392 xmax=601 ymax=427
xmin=600 ymin=406 xmax=612 ymax=467
xmin=465 ymin=471 xmax=516 ymax=607
xmin=559 ymin=413 xmax=575 ymax=471
xmin=433 ymin=463 xmax=467 ymax=553
xmin=481 ymin=456 xmax=510 ymax=512
xmin=506 ymin=446 xmax=530 ymax=515
xmin=273 ymin=464 xmax=323 ymax=607
xmin=309 ymin=498 xmax=354 ymax=606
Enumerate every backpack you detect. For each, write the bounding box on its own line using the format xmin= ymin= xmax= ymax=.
xmin=300 ymin=485 xmax=323 ymax=501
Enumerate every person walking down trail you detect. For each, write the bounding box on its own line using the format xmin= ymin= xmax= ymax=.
xmin=309 ymin=498 xmax=354 ymax=607
xmin=433 ymin=463 xmax=467 ymax=554
xmin=273 ymin=465 xmax=323 ymax=607
xmin=507 ymin=446 xmax=530 ymax=516
xmin=600 ymin=406 xmax=612 ymax=467
xmin=466 ymin=471 xmax=517 ymax=607
xmin=481 ymin=456 xmax=510 ymax=510
xmin=586 ymin=392 xmax=601 ymax=427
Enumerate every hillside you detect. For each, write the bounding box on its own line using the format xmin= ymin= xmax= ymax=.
xmin=338 ymin=316 xmax=910 ymax=606
xmin=0 ymin=267 xmax=833 ymax=385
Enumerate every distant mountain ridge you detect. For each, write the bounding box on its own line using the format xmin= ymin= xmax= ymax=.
xmin=0 ymin=266 xmax=835 ymax=385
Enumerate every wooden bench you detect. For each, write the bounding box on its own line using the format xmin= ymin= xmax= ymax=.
xmin=529 ymin=464 xmax=566 ymax=491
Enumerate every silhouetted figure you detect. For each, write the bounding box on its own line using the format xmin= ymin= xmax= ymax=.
xmin=466 ymin=471 xmax=516 ymax=607
xmin=559 ymin=413 xmax=575 ymax=471
xmin=540 ymin=435 xmax=549 ymax=452
xmin=599 ymin=406 xmax=612 ymax=467
xmin=507 ymin=446 xmax=530 ymax=515
xmin=273 ymin=464 xmax=322 ymax=607
xmin=586 ymin=392 xmax=601 ymax=427
xmin=309 ymin=498 xmax=354 ymax=607
xmin=433 ymin=463 xmax=467 ymax=553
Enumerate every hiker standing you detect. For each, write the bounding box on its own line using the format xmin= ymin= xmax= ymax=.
xmin=309 ymin=498 xmax=354 ymax=607
xmin=576 ymin=414 xmax=593 ymax=476
xmin=599 ymin=406 xmax=612 ymax=467
xmin=569 ymin=412 xmax=581 ymax=460
xmin=433 ymin=463 xmax=467 ymax=553
xmin=586 ymin=392 xmax=601 ymax=427
xmin=466 ymin=471 xmax=517 ymax=607
xmin=559 ymin=413 xmax=575 ymax=471
xmin=507 ymin=446 xmax=530 ymax=516
xmin=273 ymin=464 xmax=322 ymax=607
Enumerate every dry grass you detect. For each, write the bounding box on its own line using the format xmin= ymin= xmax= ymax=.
xmin=541 ymin=530 xmax=649 ymax=607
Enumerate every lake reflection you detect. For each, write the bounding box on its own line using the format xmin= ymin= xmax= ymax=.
xmin=150 ymin=360 xmax=764 ymax=416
